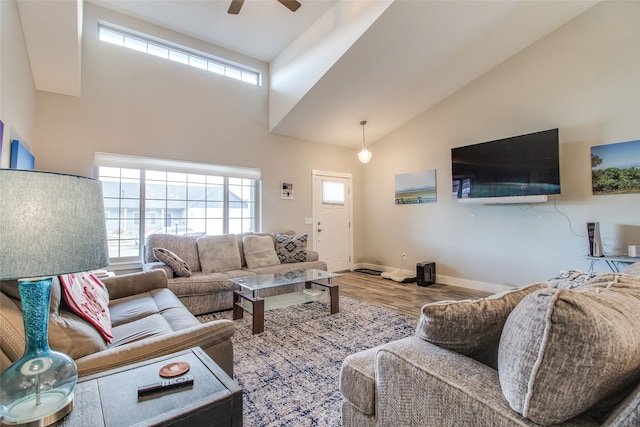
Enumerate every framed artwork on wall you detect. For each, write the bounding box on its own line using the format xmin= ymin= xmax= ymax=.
xmin=10 ymin=139 xmax=35 ymax=170
xmin=281 ymin=182 xmax=294 ymax=199
xmin=0 ymin=120 xmax=4 ymax=164
xmin=395 ymin=169 xmax=437 ymax=204
xmin=591 ymin=139 xmax=640 ymax=195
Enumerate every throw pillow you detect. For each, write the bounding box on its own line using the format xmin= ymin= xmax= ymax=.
xmin=242 ymin=235 xmax=281 ymax=269
xmin=153 ymin=247 xmax=192 ymax=277
xmin=622 ymin=261 xmax=640 ymax=277
xmin=546 ymin=269 xmax=597 ymax=289
xmin=275 ymin=233 xmax=308 ymax=264
xmin=197 ymin=234 xmax=242 ymax=273
xmin=415 ymin=282 xmax=545 ymax=368
xmin=59 ymin=272 xmax=114 ymax=343
xmin=498 ymin=280 xmax=640 ymax=425
xmin=145 ymin=233 xmax=201 ymax=272
xmin=0 ymin=279 xmax=108 ymax=361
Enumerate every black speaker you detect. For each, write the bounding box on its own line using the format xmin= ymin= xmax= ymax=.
xmin=416 ymin=261 xmax=436 ymax=286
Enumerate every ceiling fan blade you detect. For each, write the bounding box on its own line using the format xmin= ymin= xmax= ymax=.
xmin=228 ymin=0 xmax=244 ymax=15
xmin=277 ymin=0 xmax=301 ymax=12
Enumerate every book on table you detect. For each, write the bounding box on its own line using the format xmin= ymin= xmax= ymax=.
xmin=303 ymin=288 xmax=324 ymax=297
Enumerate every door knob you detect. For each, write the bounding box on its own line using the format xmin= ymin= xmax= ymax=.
xmin=317 ymin=229 xmax=322 ymax=232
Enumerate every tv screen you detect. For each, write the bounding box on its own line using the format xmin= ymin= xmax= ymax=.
xmin=451 ymin=128 xmax=560 ymax=199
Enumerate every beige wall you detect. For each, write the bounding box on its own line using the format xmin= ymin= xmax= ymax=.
xmin=361 ymin=1 xmax=640 ymax=288
xmin=11 ymin=1 xmax=640 ymax=290
xmin=32 ymin=3 xmax=365 ymax=244
xmin=0 ymin=0 xmax=36 ymax=168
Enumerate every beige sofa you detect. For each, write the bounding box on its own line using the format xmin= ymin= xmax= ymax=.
xmin=0 ymin=270 xmax=235 ymax=378
xmin=340 ymin=262 xmax=640 ymax=426
xmin=142 ymin=231 xmax=327 ymax=315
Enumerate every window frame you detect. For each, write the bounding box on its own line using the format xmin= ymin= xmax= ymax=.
xmin=98 ymin=22 xmax=262 ymax=86
xmin=95 ymin=153 xmax=261 ymax=263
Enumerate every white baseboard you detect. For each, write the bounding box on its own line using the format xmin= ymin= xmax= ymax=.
xmin=436 ymin=274 xmax=513 ymax=294
xmin=351 ymin=262 xmax=512 ymax=294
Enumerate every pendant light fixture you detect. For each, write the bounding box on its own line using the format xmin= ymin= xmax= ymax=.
xmin=357 ymin=120 xmax=372 ymax=164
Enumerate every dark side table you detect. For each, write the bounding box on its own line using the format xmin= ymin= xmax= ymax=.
xmin=58 ymin=347 xmax=242 ymax=427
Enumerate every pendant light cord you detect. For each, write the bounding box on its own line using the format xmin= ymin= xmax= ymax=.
xmin=361 ymin=120 xmax=367 ymax=149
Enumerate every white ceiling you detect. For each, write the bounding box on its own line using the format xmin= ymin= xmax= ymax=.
xmin=17 ymin=0 xmax=599 ymax=149
xmin=89 ymin=0 xmax=339 ymax=62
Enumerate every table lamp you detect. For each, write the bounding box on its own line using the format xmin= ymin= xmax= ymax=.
xmin=0 ymin=170 xmax=109 ymax=426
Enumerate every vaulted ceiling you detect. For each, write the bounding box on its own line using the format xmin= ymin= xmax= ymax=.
xmin=17 ymin=0 xmax=599 ymax=149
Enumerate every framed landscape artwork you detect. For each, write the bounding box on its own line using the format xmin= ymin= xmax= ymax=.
xmin=591 ymin=139 xmax=640 ymax=195
xmin=10 ymin=139 xmax=35 ymax=170
xmin=395 ymin=169 xmax=437 ymax=204
xmin=0 ymin=120 xmax=4 ymax=164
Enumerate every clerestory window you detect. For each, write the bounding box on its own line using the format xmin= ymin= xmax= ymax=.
xmin=95 ymin=152 xmax=261 ymax=262
xmin=98 ymin=22 xmax=261 ymax=86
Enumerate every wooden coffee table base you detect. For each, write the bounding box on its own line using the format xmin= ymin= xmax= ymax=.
xmin=233 ymin=281 xmax=339 ymax=335
xmin=233 ymin=292 xmax=265 ymax=334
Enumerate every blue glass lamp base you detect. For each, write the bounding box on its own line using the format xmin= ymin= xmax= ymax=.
xmin=0 ymin=278 xmax=77 ymax=426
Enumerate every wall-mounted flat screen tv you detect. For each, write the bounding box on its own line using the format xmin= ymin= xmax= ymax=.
xmin=451 ymin=128 xmax=560 ymax=199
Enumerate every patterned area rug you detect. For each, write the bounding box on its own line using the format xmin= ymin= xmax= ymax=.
xmin=199 ymin=296 xmax=416 ymax=426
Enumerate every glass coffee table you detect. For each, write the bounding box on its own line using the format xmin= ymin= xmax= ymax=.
xmin=230 ymin=269 xmax=341 ymax=334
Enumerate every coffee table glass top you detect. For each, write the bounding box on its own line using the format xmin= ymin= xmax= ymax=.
xmin=229 ymin=269 xmax=340 ymax=291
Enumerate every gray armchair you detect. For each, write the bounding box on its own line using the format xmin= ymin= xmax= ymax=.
xmin=340 ymin=265 xmax=640 ymax=426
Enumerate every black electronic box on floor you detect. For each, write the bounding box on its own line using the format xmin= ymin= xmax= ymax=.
xmin=416 ymin=261 xmax=436 ymax=286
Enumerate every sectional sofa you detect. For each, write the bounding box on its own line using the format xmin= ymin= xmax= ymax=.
xmin=143 ymin=231 xmax=327 ymax=315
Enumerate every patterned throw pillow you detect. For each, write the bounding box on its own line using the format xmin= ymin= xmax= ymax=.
xmin=59 ymin=272 xmax=114 ymax=343
xmin=275 ymin=233 xmax=308 ymax=263
xmin=153 ymin=247 xmax=192 ymax=277
xmin=546 ymin=270 xmax=597 ymax=289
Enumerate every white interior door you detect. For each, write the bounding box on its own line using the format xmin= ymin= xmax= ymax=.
xmin=312 ymin=171 xmax=352 ymax=272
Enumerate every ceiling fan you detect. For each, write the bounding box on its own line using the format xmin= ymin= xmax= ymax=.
xmin=228 ymin=0 xmax=301 ymax=15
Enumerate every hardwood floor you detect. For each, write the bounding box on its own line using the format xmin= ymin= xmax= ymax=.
xmin=334 ymin=271 xmax=492 ymax=319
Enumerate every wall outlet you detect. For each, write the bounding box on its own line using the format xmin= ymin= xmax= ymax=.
xmin=402 ymin=253 xmax=407 ymax=260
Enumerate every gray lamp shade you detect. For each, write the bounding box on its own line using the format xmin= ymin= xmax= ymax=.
xmin=0 ymin=169 xmax=109 ymax=280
